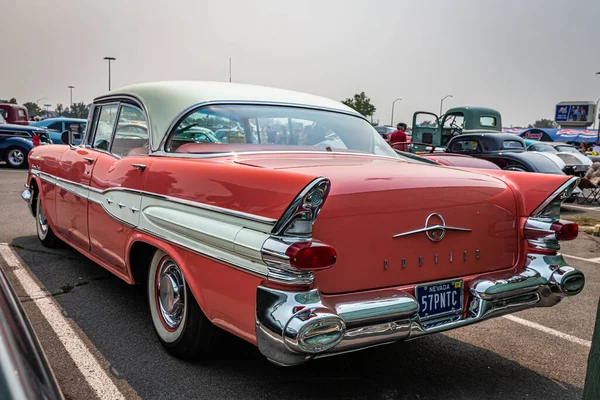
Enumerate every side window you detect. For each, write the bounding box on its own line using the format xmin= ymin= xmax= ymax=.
xmin=92 ymin=104 xmax=119 ymax=151
xmin=111 ymin=104 xmax=149 ymax=157
xmin=17 ymin=109 xmax=26 ymax=117
xmin=47 ymin=121 xmax=63 ymax=131
xmin=480 ymin=116 xmax=497 ymax=127
xmin=451 ymin=140 xmax=479 ymax=153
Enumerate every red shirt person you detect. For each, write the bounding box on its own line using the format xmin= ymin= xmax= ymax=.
xmin=389 ymin=123 xmax=408 ymax=151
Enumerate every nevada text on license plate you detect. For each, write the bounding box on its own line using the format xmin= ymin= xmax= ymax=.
xmin=416 ymin=279 xmax=463 ymax=320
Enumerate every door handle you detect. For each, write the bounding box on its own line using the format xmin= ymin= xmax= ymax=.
xmin=131 ymin=163 xmax=146 ymax=171
xmin=83 ymin=157 xmax=95 ymax=164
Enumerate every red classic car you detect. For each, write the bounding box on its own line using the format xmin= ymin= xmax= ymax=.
xmin=21 ymin=82 xmax=585 ymax=366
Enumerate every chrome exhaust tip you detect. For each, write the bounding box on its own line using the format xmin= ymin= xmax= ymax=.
xmin=551 ymin=266 xmax=585 ymax=296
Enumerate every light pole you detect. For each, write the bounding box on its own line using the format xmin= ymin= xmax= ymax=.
xmin=68 ymin=86 xmax=75 ymax=107
xmin=596 ymin=72 xmax=600 ymax=144
xmin=594 ymin=96 xmax=600 ymax=130
xmin=390 ymin=98 xmax=402 ymax=127
xmin=440 ymin=94 xmax=453 ymax=116
xmin=103 ymin=57 xmax=116 ymax=90
xmin=36 ymin=98 xmax=47 ymax=106
xmin=229 ymin=58 xmax=232 ymax=82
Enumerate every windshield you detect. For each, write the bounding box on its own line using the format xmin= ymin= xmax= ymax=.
xmin=165 ymin=104 xmax=397 ymax=158
xmin=555 ymin=145 xmax=579 ymax=154
xmin=529 ymin=143 xmax=557 ymax=153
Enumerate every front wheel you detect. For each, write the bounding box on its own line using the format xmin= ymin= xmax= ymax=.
xmin=36 ymin=194 xmax=61 ymax=248
xmin=5 ymin=146 xmax=28 ymax=168
xmin=147 ymin=250 xmax=218 ymax=359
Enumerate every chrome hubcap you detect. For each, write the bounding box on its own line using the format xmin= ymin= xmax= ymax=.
xmin=157 ymin=259 xmax=185 ymax=329
xmin=8 ymin=149 xmax=24 ymax=165
xmin=38 ymin=201 xmax=48 ymax=235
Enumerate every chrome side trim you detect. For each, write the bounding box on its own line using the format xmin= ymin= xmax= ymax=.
xmin=29 ymin=170 xmax=276 ymax=226
xmin=31 ymin=170 xmax=315 ymax=284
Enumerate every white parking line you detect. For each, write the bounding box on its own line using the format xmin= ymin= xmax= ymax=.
xmin=563 ymin=204 xmax=600 ymax=212
xmin=0 ymin=244 xmax=125 ymax=400
xmin=562 ymin=253 xmax=600 ymax=264
xmin=502 ymin=315 xmax=591 ymax=348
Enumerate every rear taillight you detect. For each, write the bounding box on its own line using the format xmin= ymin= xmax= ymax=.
xmin=551 ymin=220 xmax=578 ymax=241
xmin=32 ymin=134 xmax=40 ymax=147
xmin=525 ymin=177 xmax=579 ymax=251
xmin=285 ymin=241 xmax=337 ymax=271
xmin=272 ymin=178 xmax=331 ymax=238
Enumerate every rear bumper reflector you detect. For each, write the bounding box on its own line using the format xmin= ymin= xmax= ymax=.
xmin=255 ymin=253 xmax=585 ymax=366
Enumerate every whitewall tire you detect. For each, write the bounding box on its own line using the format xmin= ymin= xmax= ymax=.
xmin=36 ymin=193 xmax=61 ymax=248
xmin=147 ymin=250 xmax=218 ymax=359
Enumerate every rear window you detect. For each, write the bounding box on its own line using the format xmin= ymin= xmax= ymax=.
xmin=17 ymin=109 xmax=26 ymax=117
xmin=502 ymin=140 xmax=524 ymax=149
xmin=165 ymin=104 xmax=397 ymax=158
xmin=480 ymin=116 xmax=497 ymax=127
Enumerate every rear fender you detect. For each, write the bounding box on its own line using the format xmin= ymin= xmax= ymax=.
xmin=472 ymin=170 xmax=572 ymax=217
xmin=0 ymin=137 xmax=34 ymax=151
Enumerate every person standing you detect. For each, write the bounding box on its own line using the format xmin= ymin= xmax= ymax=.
xmin=389 ymin=123 xmax=408 ymax=151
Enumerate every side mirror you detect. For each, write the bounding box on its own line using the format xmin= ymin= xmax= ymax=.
xmin=61 ymin=130 xmax=75 ymax=148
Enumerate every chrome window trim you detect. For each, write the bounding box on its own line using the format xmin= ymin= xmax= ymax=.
xmin=87 ymin=94 xmax=151 ymax=151
xmin=110 ymin=103 xmax=149 ymax=158
xmin=160 ymin=100 xmax=369 ymax=153
xmin=150 ymin=149 xmax=403 ymax=161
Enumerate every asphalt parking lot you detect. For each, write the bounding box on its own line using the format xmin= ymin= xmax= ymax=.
xmin=0 ymin=166 xmax=598 ymax=400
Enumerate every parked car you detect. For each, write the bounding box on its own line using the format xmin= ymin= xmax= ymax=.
xmin=0 ymin=124 xmax=51 ymax=168
xmin=22 ymin=81 xmax=585 ymax=366
xmin=525 ymin=140 xmax=592 ymax=176
xmin=412 ymin=106 xmax=502 ymax=148
xmin=30 ymin=117 xmax=87 ymax=144
xmin=0 ymin=104 xmax=29 ymax=125
xmin=444 ymin=133 xmax=568 ymax=174
xmin=0 ymin=265 xmax=63 ymax=399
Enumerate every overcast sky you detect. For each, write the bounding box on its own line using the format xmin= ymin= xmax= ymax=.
xmin=2 ymin=0 xmax=599 ymax=127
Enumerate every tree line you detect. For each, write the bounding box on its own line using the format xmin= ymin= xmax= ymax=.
xmin=0 ymin=97 xmax=90 ymax=119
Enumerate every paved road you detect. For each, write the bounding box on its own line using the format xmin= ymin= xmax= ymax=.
xmin=1 ymin=166 xmax=598 ymax=399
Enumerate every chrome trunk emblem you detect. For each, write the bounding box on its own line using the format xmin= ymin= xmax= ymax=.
xmin=393 ymin=213 xmax=471 ymax=242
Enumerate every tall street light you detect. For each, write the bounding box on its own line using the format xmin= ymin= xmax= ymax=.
xmin=596 ymin=72 xmax=600 ymax=144
xmin=390 ymin=98 xmax=402 ymax=127
xmin=36 ymin=98 xmax=47 ymax=106
xmin=68 ymin=86 xmax=75 ymax=107
xmin=595 ymin=96 xmax=600 ymax=130
xmin=103 ymin=57 xmax=116 ymax=90
xmin=440 ymin=94 xmax=453 ymax=116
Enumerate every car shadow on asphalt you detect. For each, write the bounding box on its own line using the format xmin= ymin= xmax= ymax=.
xmin=9 ymin=235 xmax=583 ymax=400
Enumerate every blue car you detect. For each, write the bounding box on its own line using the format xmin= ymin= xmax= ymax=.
xmin=0 ymin=118 xmax=51 ymax=168
xmin=30 ymin=117 xmax=86 ymax=144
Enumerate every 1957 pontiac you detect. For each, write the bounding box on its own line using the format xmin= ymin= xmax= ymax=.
xmin=21 ymin=82 xmax=585 ymax=366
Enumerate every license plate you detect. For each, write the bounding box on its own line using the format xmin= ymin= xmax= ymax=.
xmin=416 ymin=279 xmax=463 ymax=320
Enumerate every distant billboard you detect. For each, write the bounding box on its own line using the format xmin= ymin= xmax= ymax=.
xmin=555 ymin=102 xmax=594 ymax=126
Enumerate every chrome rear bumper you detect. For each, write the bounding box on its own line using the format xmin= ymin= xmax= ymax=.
xmin=255 ymin=253 xmax=585 ymax=366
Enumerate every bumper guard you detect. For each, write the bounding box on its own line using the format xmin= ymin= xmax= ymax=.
xmin=256 ymin=253 xmax=585 ymax=366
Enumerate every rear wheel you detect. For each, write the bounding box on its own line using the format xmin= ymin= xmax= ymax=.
xmin=5 ymin=146 xmax=27 ymax=168
xmin=36 ymin=194 xmax=61 ymax=248
xmin=147 ymin=250 xmax=218 ymax=359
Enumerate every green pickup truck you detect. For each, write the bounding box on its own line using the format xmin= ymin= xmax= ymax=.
xmin=411 ymin=106 xmax=502 ymax=148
